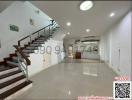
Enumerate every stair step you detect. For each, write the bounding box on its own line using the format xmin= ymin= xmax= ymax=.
xmin=27 ymin=45 xmax=39 ymax=48
xmin=39 ymin=36 xmax=45 ymax=38
xmin=0 ymin=66 xmax=19 ymax=76
xmin=12 ymin=56 xmax=17 ymax=61
xmin=38 ymin=37 xmax=46 ymax=39
xmin=0 ymin=75 xmax=25 ymax=89
xmin=0 ymin=80 xmax=32 ymax=99
xmin=22 ymin=49 xmax=34 ymax=53
xmin=0 ymin=70 xmax=22 ymax=80
xmin=33 ymin=42 xmax=44 ymax=44
xmin=0 ymin=70 xmax=23 ymax=84
xmin=7 ymin=61 xmax=18 ymax=67
xmin=35 ymin=40 xmax=45 ymax=42
xmin=26 ymin=47 xmax=38 ymax=50
xmin=30 ymin=44 xmax=41 ymax=47
xmin=10 ymin=53 xmax=17 ymax=57
xmin=12 ymin=57 xmax=18 ymax=63
xmin=23 ymin=53 xmax=30 ymax=57
xmin=37 ymin=38 xmax=46 ymax=40
xmin=0 ymin=65 xmax=16 ymax=73
xmin=0 ymin=77 xmax=26 ymax=94
xmin=12 ymin=57 xmax=23 ymax=63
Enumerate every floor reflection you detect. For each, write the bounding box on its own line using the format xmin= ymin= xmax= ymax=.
xmin=83 ymin=65 xmax=98 ymax=77
xmin=16 ymin=59 xmax=117 ymax=100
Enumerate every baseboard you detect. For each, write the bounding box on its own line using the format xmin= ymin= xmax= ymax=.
xmin=4 ymin=83 xmax=32 ymax=100
xmin=28 ymin=59 xmax=64 ymax=78
xmin=105 ymin=61 xmax=120 ymax=76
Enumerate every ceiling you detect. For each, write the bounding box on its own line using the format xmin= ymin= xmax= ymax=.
xmin=31 ymin=1 xmax=131 ymax=39
xmin=0 ymin=1 xmax=13 ymax=12
xmin=0 ymin=1 xmax=131 ymax=39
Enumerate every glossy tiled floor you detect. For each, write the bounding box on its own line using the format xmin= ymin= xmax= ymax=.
xmin=16 ymin=59 xmax=117 ymax=100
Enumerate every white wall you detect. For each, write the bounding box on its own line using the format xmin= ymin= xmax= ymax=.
xmin=63 ymin=38 xmax=75 ymax=57
xmin=0 ymin=1 xmax=51 ymax=61
xmin=26 ymin=29 xmax=65 ymax=77
xmin=28 ymin=39 xmax=65 ymax=77
xmin=99 ymin=11 xmax=131 ymax=77
xmin=52 ymin=29 xmax=66 ymax=41
xmin=0 ymin=1 xmax=65 ymax=77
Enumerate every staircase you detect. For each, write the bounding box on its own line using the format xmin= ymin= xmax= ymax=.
xmin=0 ymin=20 xmax=59 ymax=99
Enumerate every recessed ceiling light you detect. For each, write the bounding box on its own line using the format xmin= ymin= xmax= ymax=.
xmin=110 ymin=12 xmax=115 ymax=17
xmin=80 ymin=1 xmax=93 ymax=11
xmin=86 ymin=29 xmax=90 ymax=32
xmin=68 ymin=91 xmax=71 ymax=95
xmin=67 ymin=32 xmax=70 ymax=35
xmin=66 ymin=22 xmax=71 ymax=26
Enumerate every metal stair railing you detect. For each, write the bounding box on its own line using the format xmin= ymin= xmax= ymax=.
xmin=13 ymin=45 xmax=31 ymax=81
xmin=18 ymin=20 xmax=59 ymax=46
xmin=13 ymin=20 xmax=59 ymax=80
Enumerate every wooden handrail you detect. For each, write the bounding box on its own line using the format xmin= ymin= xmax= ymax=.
xmin=32 ymin=24 xmax=52 ymax=35
xmin=13 ymin=45 xmax=31 ymax=65
xmin=18 ymin=35 xmax=30 ymax=46
xmin=18 ymin=20 xmax=55 ymax=46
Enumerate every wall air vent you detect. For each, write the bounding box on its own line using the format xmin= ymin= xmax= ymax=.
xmin=84 ymin=36 xmax=96 ymax=38
xmin=75 ymin=39 xmax=80 ymax=44
xmin=81 ymin=39 xmax=99 ymax=42
xmin=35 ymin=10 xmax=40 ymax=14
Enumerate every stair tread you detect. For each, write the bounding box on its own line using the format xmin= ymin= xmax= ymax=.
xmin=0 ymin=75 xmax=25 ymax=89
xmin=34 ymin=40 xmax=44 ymax=41
xmin=25 ymin=47 xmax=38 ymax=50
xmin=0 ymin=80 xmax=32 ymax=99
xmin=23 ymin=49 xmax=34 ymax=51
xmin=33 ymin=42 xmax=44 ymax=44
xmin=36 ymin=40 xmax=45 ymax=41
xmin=30 ymin=43 xmax=41 ymax=45
xmin=22 ymin=49 xmax=34 ymax=52
xmin=7 ymin=61 xmax=18 ymax=67
xmin=12 ymin=57 xmax=18 ymax=63
xmin=23 ymin=53 xmax=29 ymax=57
xmin=0 ymin=65 xmax=17 ymax=72
xmin=28 ymin=45 xmax=40 ymax=47
xmin=12 ymin=56 xmax=17 ymax=59
xmin=26 ymin=46 xmax=38 ymax=48
xmin=38 ymin=36 xmax=46 ymax=39
xmin=0 ymin=66 xmax=9 ymax=72
xmin=22 ymin=50 xmax=34 ymax=53
xmin=37 ymin=38 xmax=45 ymax=39
xmin=36 ymin=38 xmax=46 ymax=41
xmin=0 ymin=70 xmax=21 ymax=80
xmin=30 ymin=44 xmax=41 ymax=47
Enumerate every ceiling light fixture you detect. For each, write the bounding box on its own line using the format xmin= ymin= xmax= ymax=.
xmin=66 ymin=22 xmax=71 ymax=26
xmin=86 ymin=29 xmax=90 ymax=32
xmin=110 ymin=12 xmax=115 ymax=17
xmin=68 ymin=91 xmax=71 ymax=95
xmin=67 ymin=32 xmax=70 ymax=35
xmin=80 ymin=1 xmax=93 ymax=11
